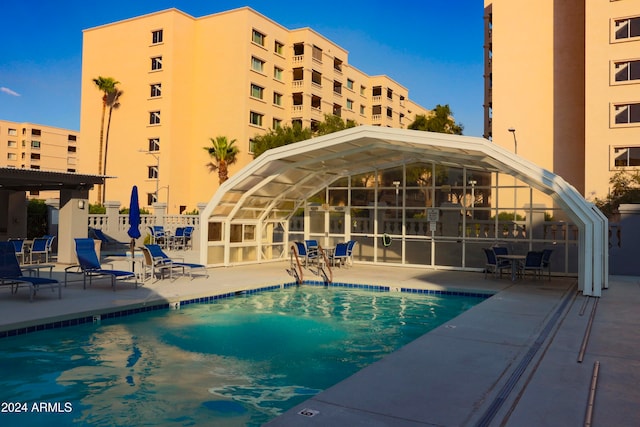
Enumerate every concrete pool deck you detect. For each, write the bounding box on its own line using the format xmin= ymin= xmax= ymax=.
xmin=0 ymin=253 xmax=638 ymax=426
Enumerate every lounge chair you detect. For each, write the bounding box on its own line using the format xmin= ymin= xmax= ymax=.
xmin=89 ymin=228 xmax=127 ymax=248
xmin=541 ymin=248 xmax=553 ymax=281
xmin=330 ymin=242 xmax=350 ymax=267
xmin=346 ymin=240 xmax=357 ymax=267
xmin=30 ymin=237 xmax=49 ymax=263
xmin=483 ymin=248 xmax=510 ymax=279
xmin=144 ymin=244 xmax=208 ymax=279
xmin=139 ymin=245 xmax=182 ymax=281
xmin=65 ymin=238 xmax=137 ymax=290
xmin=0 ymin=241 xmax=61 ymax=302
xmin=8 ymin=239 xmax=25 ymax=264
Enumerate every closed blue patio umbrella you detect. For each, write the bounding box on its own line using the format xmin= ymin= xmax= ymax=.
xmin=127 ymin=186 xmax=141 ymax=265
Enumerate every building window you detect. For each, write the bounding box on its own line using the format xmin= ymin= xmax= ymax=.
xmin=251 ymin=56 xmax=265 ymax=73
xmin=387 ymin=88 xmax=393 ymax=99
xmin=31 ymin=153 xmax=40 ymax=160
xmin=346 ymin=79 xmax=354 ymax=90
xmin=614 ymin=60 xmax=640 ymax=82
xmin=274 ymin=41 xmax=284 ymax=55
xmin=360 ymin=105 xmax=365 ymax=115
xmin=312 ymin=45 xmax=323 ymax=62
xmin=311 ymin=95 xmax=322 ymax=109
xmin=293 ymin=43 xmax=304 ymax=56
xmin=612 ymin=146 xmax=640 ymax=167
xmin=273 ymin=118 xmax=282 ymax=129
xmin=360 ymin=85 xmax=366 ymax=96
xmin=614 ymin=103 xmax=640 ymax=124
xmin=7 ymin=153 xmax=16 ymax=160
xmin=67 ymin=146 xmax=77 ymax=153
xmin=68 ymin=134 xmax=77 ymax=142
xmin=147 ymin=193 xmax=157 ymax=206
xmin=151 ymin=56 xmax=162 ymax=71
xmin=250 ymin=111 xmax=263 ymax=126
xmin=372 ymin=86 xmax=382 ymax=97
xmin=333 ymin=80 xmax=342 ymax=95
xmin=30 ymin=165 xmax=40 ymax=170
xmin=148 ymin=138 xmax=160 ymax=151
xmin=31 ymin=129 xmax=41 ymax=136
xmin=252 ymin=29 xmax=265 ymax=46
xmin=387 ymin=107 xmax=393 ymax=118
xmin=8 ymin=128 xmax=17 ymax=136
xmin=148 ymin=165 xmax=159 ymax=179
xmin=273 ymin=92 xmax=283 ymax=106
xmin=333 ymin=104 xmax=342 ymax=117
xmin=150 ymin=83 xmax=162 ymax=97
xmin=615 ymin=17 xmax=640 ymax=40
xmin=7 ymin=140 xmax=16 ymax=147
xmin=152 ymin=29 xmax=163 ymax=44
xmin=250 ymin=83 xmax=264 ymax=100
xmin=149 ymin=111 xmax=161 ymax=125
xmin=312 ymin=70 xmax=322 ymax=86
xmin=274 ymin=66 xmax=283 ymax=81
xmin=31 ymin=140 xmax=40 ymax=149
xmin=67 ymin=168 xmax=76 ymax=173
xmin=334 ymin=58 xmax=343 ymax=72
xmin=346 ymin=99 xmax=353 ymax=110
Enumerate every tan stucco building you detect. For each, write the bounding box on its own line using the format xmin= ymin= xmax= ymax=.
xmin=79 ymin=7 xmax=430 ymax=213
xmin=485 ymin=0 xmax=640 ymax=203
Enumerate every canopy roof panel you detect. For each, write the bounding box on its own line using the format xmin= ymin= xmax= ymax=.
xmin=200 ymin=126 xmax=607 ymax=295
xmin=0 ymin=167 xmax=106 ymax=191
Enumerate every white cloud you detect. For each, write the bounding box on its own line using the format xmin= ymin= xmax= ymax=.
xmin=0 ymin=87 xmax=20 ymax=97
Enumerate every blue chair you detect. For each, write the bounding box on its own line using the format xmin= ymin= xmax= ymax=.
xmin=483 ymin=248 xmax=510 ymax=279
xmin=145 ymin=244 xmax=208 ymax=279
xmin=30 ymin=237 xmax=49 ymax=264
xmin=520 ymin=251 xmax=544 ymax=280
xmin=305 ymin=240 xmax=319 ymax=258
xmin=8 ymin=239 xmax=25 ymax=264
xmin=65 ymin=238 xmax=137 ymax=290
xmin=293 ymin=241 xmax=318 ymax=267
xmin=183 ymin=226 xmax=194 ymax=249
xmin=0 ymin=241 xmax=60 ymax=302
xmin=346 ymin=240 xmax=357 ymax=267
xmin=170 ymin=227 xmax=185 ymax=250
xmin=151 ymin=226 xmax=167 ymax=248
xmin=330 ymin=242 xmax=350 ymax=267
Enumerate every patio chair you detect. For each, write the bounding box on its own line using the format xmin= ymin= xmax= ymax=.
xmin=519 ymin=251 xmax=544 ymax=280
xmin=346 ymin=240 xmax=357 ymax=267
xmin=293 ymin=241 xmax=318 ymax=267
xmin=144 ymin=244 xmax=208 ymax=279
xmin=139 ymin=245 xmax=181 ymax=281
xmin=65 ymin=238 xmax=137 ymax=291
xmin=330 ymin=242 xmax=350 ymax=267
xmin=483 ymin=248 xmax=510 ymax=279
xmin=541 ymin=249 xmax=553 ymax=281
xmin=170 ymin=227 xmax=185 ymax=250
xmin=30 ymin=237 xmax=49 ymax=264
xmin=8 ymin=239 xmax=25 ymax=264
xmin=305 ymin=240 xmax=319 ymax=258
xmin=89 ymin=228 xmax=127 ymax=248
xmin=183 ymin=226 xmax=194 ymax=249
xmin=151 ymin=226 xmax=167 ymax=248
xmin=0 ymin=241 xmax=60 ymax=302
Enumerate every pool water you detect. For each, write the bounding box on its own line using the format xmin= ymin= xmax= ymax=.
xmin=0 ymin=285 xmax=486 ymax=426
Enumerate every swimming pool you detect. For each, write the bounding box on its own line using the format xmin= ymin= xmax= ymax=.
xmin=0 ymin=284 xmax=488 ymax=426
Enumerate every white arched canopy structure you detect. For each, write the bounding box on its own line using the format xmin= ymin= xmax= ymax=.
xmin=200 ymin=126 xmax=607 ymax=296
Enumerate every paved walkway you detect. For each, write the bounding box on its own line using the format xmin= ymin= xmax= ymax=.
xmin=1 ymin=253 xmax=637 ymax=426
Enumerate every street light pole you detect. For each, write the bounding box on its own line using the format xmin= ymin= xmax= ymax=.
xmin=393 ymin=180 xmax=400 ymax=221
xmin=140 ymin=150 xmax=160 ymax=204
xmin=508 ymin=128 xmax=518 ymax=217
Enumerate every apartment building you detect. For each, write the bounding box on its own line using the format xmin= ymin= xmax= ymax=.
xmin=0 ymin=119 xmax=79 ymax=197
xmin=79 ymin=7 xmax=430 ymax=213
xmin=485 ymin=0 xmax=640 ymax=202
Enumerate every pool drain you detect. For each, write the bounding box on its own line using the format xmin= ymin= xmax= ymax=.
xmin=298 ymin=408 xmax=319 ymax=417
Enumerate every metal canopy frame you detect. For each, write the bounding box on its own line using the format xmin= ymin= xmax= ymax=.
xmin=200 ymin=126 xmax=607 ymax=296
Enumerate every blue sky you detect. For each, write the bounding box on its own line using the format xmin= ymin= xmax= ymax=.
xmin=0 ymin=0 xmax=485 ymax=136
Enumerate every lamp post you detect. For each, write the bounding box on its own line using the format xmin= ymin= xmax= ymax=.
xmin=140 ymin=150 xmax=160 ymax=204
xmin=508 ymin=128 xmax=518 ymax=217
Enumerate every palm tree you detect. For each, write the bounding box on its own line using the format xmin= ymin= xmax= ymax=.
xmin=92 ymin=76 xmax=120 ymax=204
xmin=203 ymin=136 xmax=240 ymax=184
xmin=102 ymin=88 xmax=123 ymax=204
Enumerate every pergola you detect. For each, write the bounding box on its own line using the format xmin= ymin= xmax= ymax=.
xmin=0 ymin=167 xmax=104 ymax=264
xmin=199 ymin=126 xmax=608 ymax=296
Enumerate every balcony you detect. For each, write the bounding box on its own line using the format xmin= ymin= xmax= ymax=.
xmin=292 ymin=55 xmax=304 ymax=64
xmin=292 ymin=80 xmax=304 ymax=89
xmin=292 ymin=105 xmax=303 ymax=114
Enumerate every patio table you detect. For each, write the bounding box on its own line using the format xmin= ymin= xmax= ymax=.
xmin=496 ymin=254 xmax=526 ymax=282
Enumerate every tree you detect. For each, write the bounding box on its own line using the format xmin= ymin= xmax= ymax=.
xmin=203 ymin=136 xmax=240 ymax=184
xmin=92 ymin=76 xmax=120 ymax=204
xmin=594 ymin=170 xmax=640 ymax=218
xmin=102 ymin=87 xmax=123 ymax=204
xmin=315 ymin=114 xmax=357 ymax=136
xmin=408 ymin=104 xmax=464 ymax=135
xmin=251 ymin=123 xmax=312 ymax=158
